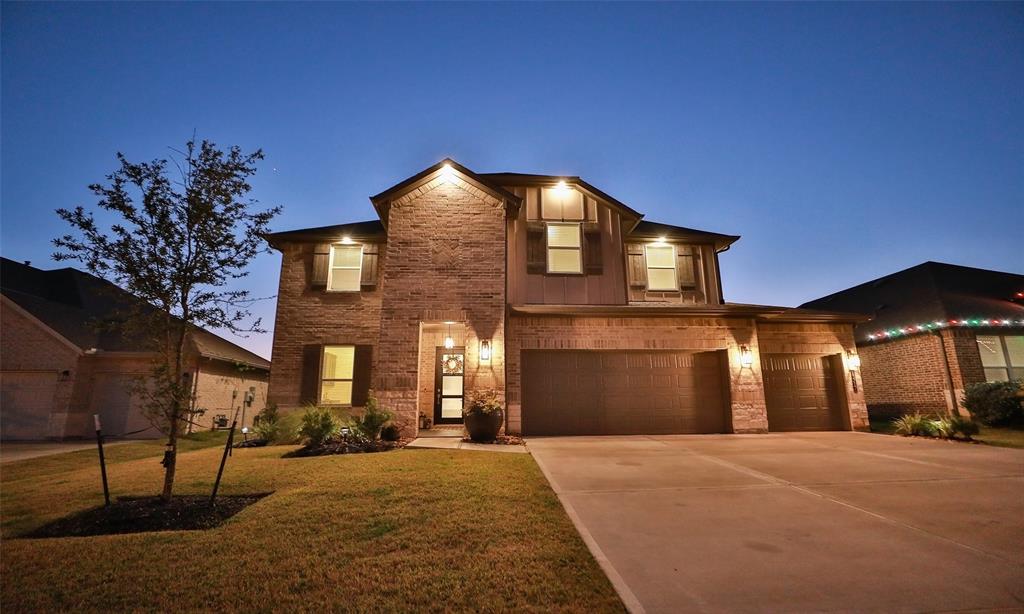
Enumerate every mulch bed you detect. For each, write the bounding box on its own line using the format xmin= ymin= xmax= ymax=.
xmin=22 ymin=494 xmax=271 ymax=539
xmin=462 ymin=434 xmax=525 ymax=446
xmin=282 ymin=436 xmax=411 ymax=458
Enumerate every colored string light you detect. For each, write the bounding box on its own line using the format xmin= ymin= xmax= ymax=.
xmin=866 ymin=317 xmax=1024 ymax=341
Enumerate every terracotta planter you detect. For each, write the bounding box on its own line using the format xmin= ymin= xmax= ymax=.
xmin=464 ymin=410 xmax=503 ymax=443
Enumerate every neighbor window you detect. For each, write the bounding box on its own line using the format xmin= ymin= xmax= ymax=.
xmin=321 ymin=345 xmax=354 ymax=404
xmin=977 ymin=335 xmax=1024 ymax=382
xmin=546 ymin=223 xmax=582 ymax=274
xmin=645 ymin=244 xmax=678 ymax=291
xmin=327 ymin=245 xmax=362 ymax=292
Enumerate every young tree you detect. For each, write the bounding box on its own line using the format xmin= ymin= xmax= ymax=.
xmin=54 ymin=138 xmax=280 ymax=501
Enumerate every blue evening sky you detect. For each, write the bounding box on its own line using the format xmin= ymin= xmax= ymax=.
xmin=2 ymin=2 xmax=1022 ymax=359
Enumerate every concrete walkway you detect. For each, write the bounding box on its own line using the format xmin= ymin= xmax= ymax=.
xmin=528 ymin=432 xmax=1024 ymax=614
xmin=407 ymin=436 xmax=528 ymax=453
xmin=0 ymin=440 xmax=131 ymax=464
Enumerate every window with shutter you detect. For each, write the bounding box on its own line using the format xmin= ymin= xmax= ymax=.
xmin=360 ymin=244 xmax=379 ymax=287
xmin=645 ymin=245 xmax=678 ymax=291
xmin=320 ymin=345 xmax=355 ymax=405
xmin=327 ymin=245 xmax=363 ymax=292
xmin=546 ymin=223 xmax=583 ymax=274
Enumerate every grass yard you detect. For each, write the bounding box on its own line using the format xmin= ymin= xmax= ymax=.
xmin=869 ymin=417 xmax=1024 ymax=449
xmin=1 ymin=439 xmax=621 ymax=612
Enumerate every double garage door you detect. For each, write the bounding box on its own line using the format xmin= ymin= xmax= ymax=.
xmin=521 ymin=350 xmax=845 ymax=436
xmin=522 ymin=350 xmax=729 ymax=436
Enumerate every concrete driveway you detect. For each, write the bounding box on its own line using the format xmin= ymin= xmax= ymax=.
xmin=528 ymin=432 xmax=1024 ymax=614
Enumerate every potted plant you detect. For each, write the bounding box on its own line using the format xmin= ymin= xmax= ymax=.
xmin=463 ymin=389 xmax=504 ymax=442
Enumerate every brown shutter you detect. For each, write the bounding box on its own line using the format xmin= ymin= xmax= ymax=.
xmin=360 ymin=244 xmax=379 ymax=287
xmin=584 ymin=229 xmax=603 ymax=274
xmin=311 ymin=244 xmax=330 ymax=288
xmin=351 ymin=345 xmax=373 ymax=407
xmin=626 ymin=243 xmax=647 ymax=287
xmin=678 ymin=246 xmax=696 ymax=289
xmin=300 ymin=344 xmax=323 ymax=405
xmin=526 ymin=223 xmax=546 ymax=274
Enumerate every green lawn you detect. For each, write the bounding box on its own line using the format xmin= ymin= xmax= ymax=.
xmin=869 ymin=417 xmax=1024 ymax=449
xmin=1 ymin=439 xmax=621 ymax=612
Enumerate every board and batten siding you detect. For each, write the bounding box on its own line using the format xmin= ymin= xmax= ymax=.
xmin=505 ymin=185 xmax=628 ymax=305
xmin=625 ymin=242 xmax=722 ymax=305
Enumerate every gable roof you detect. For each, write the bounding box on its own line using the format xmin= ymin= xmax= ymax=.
xmin=800 ymin=261 xmax=1024 ymax=339
xmin=0 ymin=258 xmax=270 ymax=369
xmin=370 ymin=159 xmax=523 ymax=226
xmin=628 ymin=220 xmax=741 ymax=252
xmin=480 ymin=172 xmax=644 ymax=224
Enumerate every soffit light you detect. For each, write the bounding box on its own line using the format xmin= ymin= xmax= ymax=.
xmin=340 ymin=236 xmax=354 ymax=245
xmin=440 ymin=163 xmax=456 ymax=184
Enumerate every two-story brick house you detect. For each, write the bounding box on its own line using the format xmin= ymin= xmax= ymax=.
xmin=265 ymin=159 xmax=870 ymax=437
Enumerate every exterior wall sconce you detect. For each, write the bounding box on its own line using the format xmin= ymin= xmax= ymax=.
xmin=847 ymin=351 xmax=861 ymax=370
xmin=739 ymin=345 xmax=754 ymax=368
xmin=480 ymin=339 xmax=491 ymax=363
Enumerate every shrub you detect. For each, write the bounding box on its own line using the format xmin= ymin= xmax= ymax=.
xmin=961 ymin=381 xmax=1023 ymax=426
xmin=380 ymin=424 xmax=401 ymax=442
xmin=298 ymin=406 xmax=340 ymax=447
xmin=463 ymin=389 xmax=503 ymax=418
xmin=892 ymin=414 xmax=936 ymax=437
xmin=347 ymin=391 xmax=392 ymax=441
xmin=949 ymin=415 xmax=980 ymax=439
xmin=253 ymin=404 xmax=281 ymax=442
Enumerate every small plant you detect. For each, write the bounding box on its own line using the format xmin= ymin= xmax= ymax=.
xmin=298 ymin=406 xmax=340 ymax=447
xmin=347 ymin=391 xmax=392 ymax=441
xmin=380 ymin=424 xmax=401 ymax=442
xmin=253 ymin=404 xmax=282 ymax=442
xmin=463 ymin=389 xmax=503 ymax=417
xmin=961 ymin=381 xmax=1023 ymax=426
xmin=892 ymin=414 xmax=936 ymax=437
xmin=949 ymin=415 xmax=980 ymax=439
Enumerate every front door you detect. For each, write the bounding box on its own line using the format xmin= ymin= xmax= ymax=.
xmin=434 ymin=347 xmax=465 ymax=425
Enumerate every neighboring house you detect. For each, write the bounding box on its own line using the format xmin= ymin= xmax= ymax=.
xmin=801 ymin=262 xmax=1024 ymax=418
xmin=0 ymin=258 xmax=270 ymax=440
xmin=265 ymin=159 xmax=870 ymax=437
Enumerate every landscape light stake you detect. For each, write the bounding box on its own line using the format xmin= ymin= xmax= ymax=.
xmin=210 ymin=412 xmax=239 ymax=507
xmin=93 ymin=414 xmax=110 ymax=506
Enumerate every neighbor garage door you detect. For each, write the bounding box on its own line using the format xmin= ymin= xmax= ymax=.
xmin=0 ymin=371 xmax=58 ymax=440
xmin=762 ymin=354 xmax=844 ymax=431
xmin=521 ymin=350 xmax=728 ymax=436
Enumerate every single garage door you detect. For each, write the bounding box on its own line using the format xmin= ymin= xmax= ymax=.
xmin=1 ymin=371 xmax=58 ymax=440
xmin=522 ymin=350 xmax=728 ymax=436
xmin=762 ymin=354 xmax=844 ymax=431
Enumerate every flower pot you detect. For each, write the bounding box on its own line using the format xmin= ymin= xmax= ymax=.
xmin=464 ymin=410 xmax=503 ymax=443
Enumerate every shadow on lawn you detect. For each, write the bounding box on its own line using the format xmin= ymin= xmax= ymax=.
xmin=21 ymin=493 xmax=272 ymax=539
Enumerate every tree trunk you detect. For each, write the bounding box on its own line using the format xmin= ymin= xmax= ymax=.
xmin=160 ymin=417 xmax=178 ymax=501
xmin=160 ymin=322 xmax=190 ymax=502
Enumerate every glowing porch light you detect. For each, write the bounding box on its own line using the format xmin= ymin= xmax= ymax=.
xmin=847 ymin=351 xmax=861 ymax=370
xmin=340 ymin=236 xmax=354 ymax=245
xmin=739 ymin=345 xmax=754 ymax=368
xmin=480 ymin=339 xmax=491 ymax=362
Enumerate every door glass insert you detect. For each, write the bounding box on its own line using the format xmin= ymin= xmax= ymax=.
xmin=436 ymin=350 xmax=465 ymax=423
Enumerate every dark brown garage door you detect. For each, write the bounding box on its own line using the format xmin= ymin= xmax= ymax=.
xmin=521 ymin=350 xmax=728 ymax=436
xmin=762 ymin=354 xmax=844 ymax=432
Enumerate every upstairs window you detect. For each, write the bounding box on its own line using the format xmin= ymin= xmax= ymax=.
xmin=327 ymin=245 xmax=363 ymax=292
xmin=321 ymin=345 xmax=354 ymax=405
xmin=546 ymin=223 xmax=582 ymax=274
xmin=645 ymin=244 xmax=678 ymax=290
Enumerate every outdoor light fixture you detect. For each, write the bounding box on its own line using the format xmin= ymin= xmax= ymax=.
xmin=340 ymin=236 xmax=354 ymax=245
xmin=480 ymin=339 xmax=491 ymax=362
xmin=555 ymin=179 xmax=568 ymax=191
xmin=440 ymin=163 xmax=456 ymax=183
xmin=443 ymin=322 xmax=455 ymax=349
xmin=241 ymin=426 xmax=249 ymax=443
xmin=847 ymin=351 xmax=861 ymax=370
xmin=739 ymin=345 xmax=754 ymax=367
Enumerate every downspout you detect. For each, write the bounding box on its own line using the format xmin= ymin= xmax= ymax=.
xmin=935 ymin=330 xmax=960 ymax=416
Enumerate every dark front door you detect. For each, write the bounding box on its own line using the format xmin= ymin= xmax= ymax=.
xmin=434 ymin=347 xmax=465 ymax=424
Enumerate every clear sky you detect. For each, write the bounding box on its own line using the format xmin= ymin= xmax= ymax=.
xmin=3 ymin=2 xmax=1022 ymax=360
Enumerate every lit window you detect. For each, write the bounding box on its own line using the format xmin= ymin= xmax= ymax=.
xmin=979 ymin=335 xmax=1024 ymax=382
xmin=321 ymin=345 xmax=354 ymax=405
xmin=327 ymin=245 xmax=362 ymax=292
xmin=645 ymin=244 xmax=678 ymax=291
xmin=546 ymin=223 xmax=582 ymax=274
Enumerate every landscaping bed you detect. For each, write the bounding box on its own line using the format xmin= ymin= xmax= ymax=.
xmin=22 ymin=494 xmax=270 ymax=538
xmin=282 ymin=434 xmax=411 ymax=457
xmin=462 ymin=434 xmax=525 ymax=446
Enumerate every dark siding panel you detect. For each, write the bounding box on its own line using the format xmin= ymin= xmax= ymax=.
xmin=311 ymin=244 xmax=330 ymax=288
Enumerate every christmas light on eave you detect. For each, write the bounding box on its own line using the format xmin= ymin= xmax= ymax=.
xmin=866 ymin=317 xmax=1024 ymax=341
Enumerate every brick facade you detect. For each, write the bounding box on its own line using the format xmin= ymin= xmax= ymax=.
xmin=374 ymin=175 xmax=506 ymax=434
xmin=858 ymin=329 xmax=988 ymax=419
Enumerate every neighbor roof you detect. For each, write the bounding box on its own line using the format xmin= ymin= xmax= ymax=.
xmin=0 ymin=258 xmax=270 ymax=369
xmin=800 ymin=261 xmax=1024 ymax=339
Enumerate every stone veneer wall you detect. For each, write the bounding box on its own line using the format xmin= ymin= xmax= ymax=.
xmin=374 ymin=175 xmax=507 ymax=436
